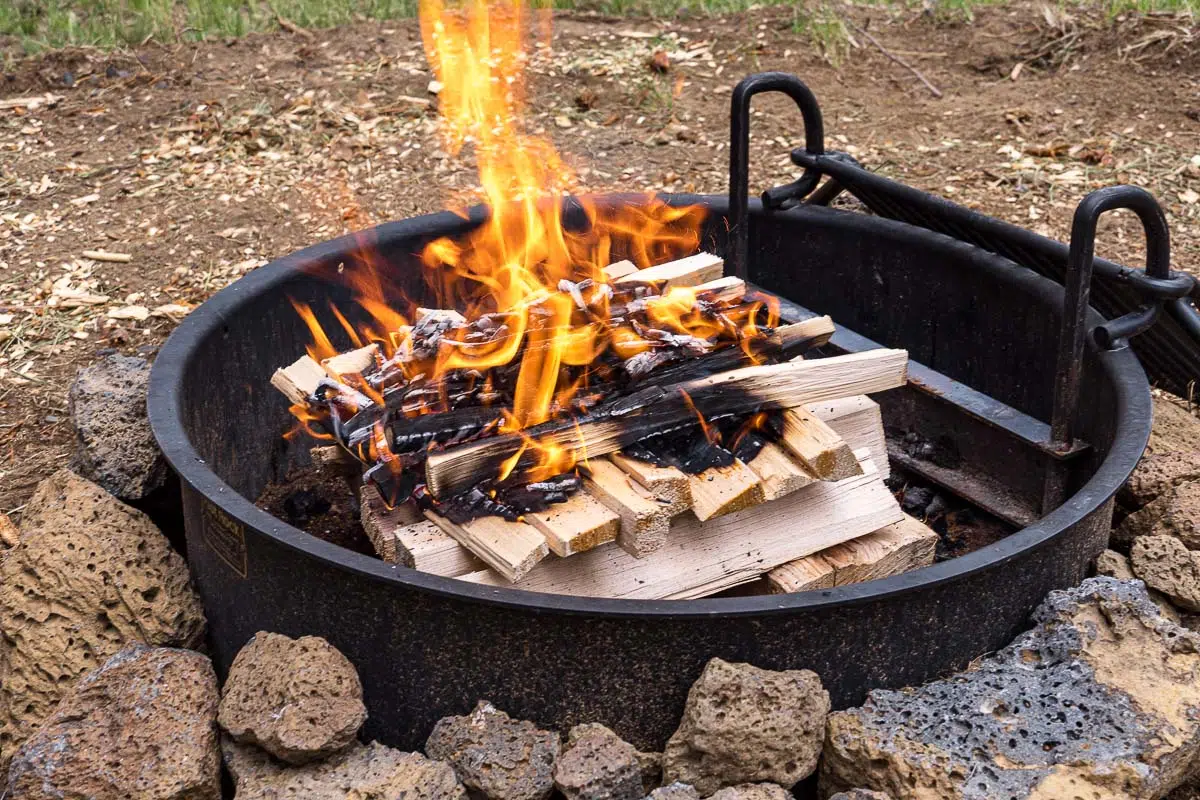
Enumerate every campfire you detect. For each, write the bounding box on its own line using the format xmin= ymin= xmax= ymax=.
xmin=268 ymin=0 xmax=909 ymax=595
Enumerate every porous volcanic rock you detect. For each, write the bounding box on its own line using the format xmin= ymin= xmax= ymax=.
xmin=0 ymin=469 xmax=206 ymax=770
xmin=828 ymin=791 xmax=893 ymax=800
xmin=707 ymin=784 xmax=793 ymax=800
xmin=1130 ymin=535 xmax=1200 ymax=612
xmin=1095 ymin=550 xmax=1180 ymax=622
xmin=426 ymin=700 xmax=561 ymax=800
xmin=644 ymin=783 xmax=700 ymax=799
xmin=662 ymin=658 xmax=828 ymax=795
xmin=1121 ymin=394 xmax=1200 ymax=510
xmin=821 ymin=577 xmax=1200 ymax=799
xmin=1116 ymin=479 xmax=1200 ymax=550
xmin=218 ymin=631 xmax=366 ymax=764
xmin=554 ymin=723 xmax=645 ymax=800
xmin=223 ymin=737 xmax=467 ymax=799
xmin=68 ymin=354 xmax=167 ymax=501
xmin=6 ymin=644 xmax=220 ymax=800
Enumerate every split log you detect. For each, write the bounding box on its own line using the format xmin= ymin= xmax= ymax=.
xmin=271 ymin=355 xmax=327 ymax=405
xmin=425 ymin=510 xmax=549 ymax=582
xmin=776 ymin=406 xmax=862 ymax=481
xmin=606 ymin=452 xmax=691 ymax=513
xmin=614 ymin=252 xmax=724 ymax=288
xmin=766 ymin=513 xmax=938 ymax=593
xmin=311 ymin=445 xmax=356 ymax=469
xmin=425 ymin=348 xmax=908 ymax=498
xmin=322 ymin=343 xmax=380 ymax=378
xmin=688 ymin=460 xmax=764 ymax=521
xmin=415 ymin=307 xmax=467 ymax=324
xmin=747 ymin=442 xmax=815 ymax=501
xmin=360 ymin=485 xmax=484 ymax=575
xmin=692 ymin=275 xmax=746 ymax=304
xmin=583 ymin=459 xmax=675 ymax=557
xmin=526 ymin=492 xmax=620 ymax=557
xmin=810 ymin=395 xmax=888 ymax=480
xmin=460 ymin=450 xmax=901 ymax=599
xmin=602 ymin=260 xmax=639 ymax=281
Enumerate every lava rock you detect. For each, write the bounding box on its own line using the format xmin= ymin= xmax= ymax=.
xmin=554 ymin=723 xmax=645 ymax=800
xmin=636 ymin=749 xmax=663 ymax=793
xmin=828 ymin=791 xmax=892 ymax=800
xmin=900 ymin=486 xmax=934 ymax=516
xmin=218 ymin=631 xmax=366 ymax=764
xmin=662 ymin=658 xmax=829 ymax=795
xmin=1116 ymin=478 xmax=1200 ymax=550
xmin=645 ymin=783 xmax=700 ymax=799
xmin=1121 ymin=394 xmax=1200 ymax=510
xmin=6 ymin=644 xmax=220 ymax=800
xmin=1095 ymin=548 xmax=1136 ymax=580
xmin=426 ymin=700 xmax=561 ymax=800
xmin=68 ymin=354 xmax=167 ymax=501
xmin=223 ymin=737 xmax=467 ymax=799
xmin=0 ymin=512 xmax=17 ymax=549
xmin=1130 ymin=534 xmax=1200 ymax=611
xmin=707 ymin=784 xmax=793 ymax=800
xmin=822 ymin=577 xmax=1200 ymax=799
xmin=0 ymin=470 xmax=206 ymax=770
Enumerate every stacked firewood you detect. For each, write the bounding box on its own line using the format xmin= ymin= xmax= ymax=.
xmin=272 ymin=252 xmax=927 ymax=598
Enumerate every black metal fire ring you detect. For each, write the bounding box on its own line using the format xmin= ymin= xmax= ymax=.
xmin=147 ymin=196 xmax=1151 ymax=619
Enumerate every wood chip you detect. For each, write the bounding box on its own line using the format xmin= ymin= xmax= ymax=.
xmin=82 ymin=250 xmax=132 ymax=263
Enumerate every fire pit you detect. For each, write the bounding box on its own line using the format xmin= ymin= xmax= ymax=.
xmin=147 ymin=70 xmax=1195 ymax=751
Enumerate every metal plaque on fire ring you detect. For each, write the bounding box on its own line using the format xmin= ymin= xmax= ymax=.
xmin=200 ymin=499 xmax=248 ymax=578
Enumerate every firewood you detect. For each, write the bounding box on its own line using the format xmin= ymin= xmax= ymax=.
xmin=526 ymin=492 xmax=620 ymax=556
xmin=602 ymin=260 xmax=639 ymax=281
xmin=424 ymin=348 xmax=908 ymax=498
xmin=460 ymin=450 xmax=901 ymax=599
xmin=614 ymin=252 xmax=724 ymax=288
xmin=766 ymin=513 xmax=938 ymax=594
xmin=693 ymin=275 xmax=746 ymax=304
xmin=688 ymin=459 xmax=764 ymax=521
xmin=606 ymin=452 xmax=691 ymax=512
xmin=322 ymin=343 xmax=380 ymax=378
xmin=311 ymin=445 xmax=355 ymax=469
xmin=810 ymin=395 xmax=888 ymax=480
xmin=425 ymin=510 xmax=549 ymax=582
xmin=360 ymin=484 xmax=422 ymax=564
xmin=583 ymin=459 xmax=675 ymax=557
xmin=415 ymin=307 xmax=467 ymax=324
xmin=747 ymin=442 xmax=815 ymax=501
xmin=270 ymin=355 xmax=327 ymax=405
xmin=776 ymin=406 xmax=862 ymax=481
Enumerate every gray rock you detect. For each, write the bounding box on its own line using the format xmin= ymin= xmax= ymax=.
xmin=6 ymin=644 xmax=220 ymax=800
xmin=1122 ymin=394 xmax=1200 ymax=510
xmin=662 ymin=658 xmax=828 ymax=795
xmin=426 ymin=700 xmax=561 ymax=800
xmin=0 ymin=469 xmax=206 ymax=770
xmin=707 ymin=784 xmax=793 ymax=800
xmin=1130 ymin=534 xmax=1200 ymax=611
xmin=822 ymin=577 xmax=1200 ymax=799
xmin=218 ymin=631 xmax=366 ymax=764
xmin=645 ymin=783 xmax=700 ymax=799
xmin=555 ymin=723 xmax=645 ymax=800
xmin=828 ymin=791 xmax=892 ymax=800
xmin=223 ymin=737 xmax=466 ymax=799
xmin=69 ymin=354 xmax=166 ymax=500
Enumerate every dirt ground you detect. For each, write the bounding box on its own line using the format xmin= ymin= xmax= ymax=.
xmin=1 ymin=4 xmax=1198 ymax=516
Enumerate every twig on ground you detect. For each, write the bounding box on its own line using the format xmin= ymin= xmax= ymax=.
xmin=850 ymin=22 xmax=943 ymax=99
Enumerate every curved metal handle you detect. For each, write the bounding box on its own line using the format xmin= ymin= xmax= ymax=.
xmin=728 ymin=72 xmax=826 ymax=279
xmin=1050 ymin=185 xmax=1188 ymax=447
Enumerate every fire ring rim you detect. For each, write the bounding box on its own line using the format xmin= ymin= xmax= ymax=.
xmin=148 ymin=194 xmax=1151 ymax=618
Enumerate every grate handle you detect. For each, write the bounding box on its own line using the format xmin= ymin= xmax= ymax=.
xmin=728 ymin=72 xmax=826 ymax=279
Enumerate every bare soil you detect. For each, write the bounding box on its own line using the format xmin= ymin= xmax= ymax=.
xmin=2 ymin=4 xmax=1198 ymax=516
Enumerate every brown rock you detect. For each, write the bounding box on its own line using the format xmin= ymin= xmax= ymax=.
xmin=1130 ymin=534 xmax=1200 ymax=611
xmin=426 ymin=700 xmax=561 ymax=800
xmin=68 ymin=354 xmax=167 ymax=501
xmin=636 ymin=749 xmax=663 ymax=793
xmin=645 ymin=783 xmax=700 ymax=799
xmin=821 ymin=578 xmax=1200 ymax=799
xmin=828 ymin=791 xmax=892 ymax=800
xmin=223 ymin=737 xmax=467 ymax=799
xmin=218 ymin=631 xmax=366 ymax=764
xmin=0 ymin=470 xmax=206 ymax=769
xmin=555 ymin=723 xmax=645 ymax=800
xmin=1095 ymin=549 xmax=1136 ymax=580
xmin=1117 ymin=479 xmax=1200 ymax=549
xmin=707 ymin=784 xmax=793 ymax=800
xmin=662 ymin=658 xmax=828 ymax=795
xmin=0 ymin=513 xmax=16 ymax=549
xmin=1122 ymin=394 xmax=1200 ymax=510
xmin=6 ymin=644 xmax=220 ymax=800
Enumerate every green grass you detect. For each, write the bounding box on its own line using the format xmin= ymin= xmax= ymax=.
xmin=0 ymin=0 xmax=1194 ymax=53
